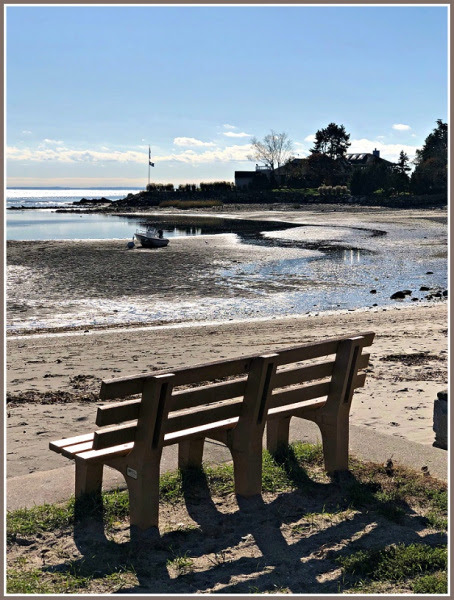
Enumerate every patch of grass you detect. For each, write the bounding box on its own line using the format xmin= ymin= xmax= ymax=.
xmin=166 ymin=550 xmax=194 ymax=574
xmin=337 ymin=543 xmax=447 ymax=583
xmin=425 ymin=511 xmax=448 ymax=531
xmin=411 ymin=571 xmax=448 ymax=594
xmin=7 ymin=500 xmax=76 ymax=541
xmin=205 ymin=463 xmax=235 ymax=496
xmin=374 ymin=489 xmax=406 ymax=523
xmin=7 ymin=443 xmax=448 ymax=594
xmin=6 ymin=566 xmax=133 ymax=595
xmin=159 ymin=469 xmax=184 ymax=503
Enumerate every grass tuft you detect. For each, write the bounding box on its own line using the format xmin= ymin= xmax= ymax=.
xmin=337 ymin=543 xmax=447 ymax=582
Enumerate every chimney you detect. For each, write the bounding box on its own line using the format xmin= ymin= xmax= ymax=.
xmin=372 ymin=148 xmax=380 ymax=158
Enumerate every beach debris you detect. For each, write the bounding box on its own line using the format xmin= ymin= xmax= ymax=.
xmin=421 ymin=465 xmax=430 ymax=476
xmin=384 ymin=457 xmax=394 ymax=476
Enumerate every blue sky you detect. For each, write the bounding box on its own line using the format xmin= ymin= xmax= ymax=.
xmin=6 ymin=4 xmax=448 ymax=188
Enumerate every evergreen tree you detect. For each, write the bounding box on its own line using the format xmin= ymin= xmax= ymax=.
xmin=393 ymin=150 xmax=411 ymax=194
xmin=395 ymin=150 xmax=411 ymax=175
xmin=411 ymin=120 xmax=447 ymax=194
xmin=310 ymin=122 xmax=351 ymax=159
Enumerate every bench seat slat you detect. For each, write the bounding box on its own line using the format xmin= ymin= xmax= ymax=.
xmin=74 ymin=442 xmax=134 ymax=463
xmin=100 ymin=357 xmax=252 ymax=399
xmin=267 ymin=398 xmax=327 ymax=419
xmin=163 ymin=416 xmax=239 ymax=444
xmin=96 ymin=399 xmax=140 ymax=426
xmin=61 ymin=441 xmax=95 ymax=458
xmin=171 ymin=379 xmax=247 ymax=411
xmin=275 ymin=340 xmax=338 ymax=365
xmin=274 ymin=361 xmax=334 ymax=387
xmin=49 ymin=432 xmax=95 ymax=453
xmin=93 ymin=422 xmax=137 ymax=450
xmin=166 ymin=399 xmax=243 ymax=434
xmin=270 ymin=381 xmax=331 ymax=409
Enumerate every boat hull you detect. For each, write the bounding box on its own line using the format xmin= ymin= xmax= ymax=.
xmin=135 ymin=233 xmax=169 ymax=248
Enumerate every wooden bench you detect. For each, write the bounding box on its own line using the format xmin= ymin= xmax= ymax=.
xmin=50 ymin=332 xmax=374 ymax=531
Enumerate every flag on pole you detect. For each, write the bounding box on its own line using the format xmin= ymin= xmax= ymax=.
xmin=149 ymin=146 xmax=154 ymax=167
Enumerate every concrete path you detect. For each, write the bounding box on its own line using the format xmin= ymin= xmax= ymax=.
xmin=7 ymin=421 xmax=447 ymax=512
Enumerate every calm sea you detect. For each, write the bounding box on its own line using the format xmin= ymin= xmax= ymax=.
xmin=6 ymin=188 xmax=141 ymax=240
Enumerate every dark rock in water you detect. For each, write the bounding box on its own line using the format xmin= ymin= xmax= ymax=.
xmin=412 ymin=298 xmax=419 ymax=302
xmin=370 ymin=289 xmax=377 ymax=294
xmin=402 ymin=290 xmax=412 ymax=296
xmin=74 ymin=197 xmax=113 ymax=205
xmin=426 ymin=271 xmax=434 ymax=274
xmin=443 ymin=290 xmax=448 ymax=297
xmin=433 ymin=291 xmax=442 ymax=298
xmin=372 ymin=303 xmax=378 ymax=306
xmin=420 ymin=286 xmax=430 ymax=291
xmin=390 ymin=291 xmax=406 ymax=299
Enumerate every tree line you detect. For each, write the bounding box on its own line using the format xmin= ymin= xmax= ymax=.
xmin=248 ymin=120 xmax=447 ymax=197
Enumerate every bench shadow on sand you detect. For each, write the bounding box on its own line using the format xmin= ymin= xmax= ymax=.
xmin=39 ymin=447 xmax=447 ymax=594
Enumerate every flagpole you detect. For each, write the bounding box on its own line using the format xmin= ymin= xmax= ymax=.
xmin=148 ymin=145 xmax=150 ymax=188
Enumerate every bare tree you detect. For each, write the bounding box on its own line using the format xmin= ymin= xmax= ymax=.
xmin=248 ymin=130 xmax=294 ymax=176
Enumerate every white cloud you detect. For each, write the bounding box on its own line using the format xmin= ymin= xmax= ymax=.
xmin=392 ymin=123 xmax=411 ymax=131
xmin=304 ymin=134 xmax=316 ymax=142
xmin=21 ymin=130 xmax=32 ymax=135
xmin=7 ymin=145 xmax=147 ymax=164
xmin=173 ymin=137 xmax=215 ymax=147
xmin=223 ymin=131 xmax=251 ymax=138
xmin=223 ymin=124 xmax=237 ymax=130
xmin=40 ymin=138 xmax=65 ymax=147
xmin=155 ymin=144 xmax=252 ymax=165
xmin=6 ymin=143 xmax=252 ymax=167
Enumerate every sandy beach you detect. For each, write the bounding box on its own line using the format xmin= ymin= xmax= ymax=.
xmin=7 ymin=302 xmax=447 ymax=478
xmin=6 ymin=205 xmax=448 ymax=479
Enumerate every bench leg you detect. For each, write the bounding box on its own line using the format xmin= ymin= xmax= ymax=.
xmin=75 ymin=459 xmax=103 ymax=497
xmin=178 ymin=437 xmax=205 ymax=470
xmin=266 ymin=417 xmax=291 ymax=454
xmin=317 ymin=417 xmax=349 ymax=473
xmin=126 ymin=459 xmax=161 ymax=531
xmin=231 ymin=438 xmax=263 ymax=497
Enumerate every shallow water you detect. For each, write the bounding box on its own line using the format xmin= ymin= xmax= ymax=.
xmin=7 ymin=211 xmax=447 ymax=333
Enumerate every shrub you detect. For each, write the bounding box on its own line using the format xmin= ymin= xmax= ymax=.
xmin=146 ymin=183 xmax=174 ymax=192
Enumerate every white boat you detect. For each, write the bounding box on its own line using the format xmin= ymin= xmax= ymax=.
xmin=134 ymin=226 xmax=169 ymax=248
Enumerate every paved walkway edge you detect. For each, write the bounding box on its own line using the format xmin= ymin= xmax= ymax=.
xmin=7 ymin=422 xmax=447 ymax=511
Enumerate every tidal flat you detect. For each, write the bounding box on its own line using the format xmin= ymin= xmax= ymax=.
xmin=6 ymin=205 xmax=447 ymax=334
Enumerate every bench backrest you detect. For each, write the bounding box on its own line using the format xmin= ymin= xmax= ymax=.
xmin=92 ymin=332 xmax=374 ymax=453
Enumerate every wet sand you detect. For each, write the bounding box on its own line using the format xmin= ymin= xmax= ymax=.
xmin=6 ymin=205 xmax=447 ymax=332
